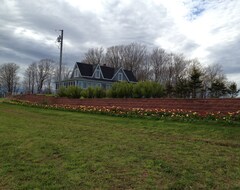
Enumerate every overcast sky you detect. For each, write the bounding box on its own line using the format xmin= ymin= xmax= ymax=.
xmin=1 ymin=0 xmax=240 ymax=85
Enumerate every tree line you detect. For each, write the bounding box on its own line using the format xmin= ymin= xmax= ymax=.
xmin=0 ymin=59 xmax=68 ymax=96
xmin=81 ymin=43 xmax=239 ymax=98
xmin=0 ymin=42 xmax=239 ymax=98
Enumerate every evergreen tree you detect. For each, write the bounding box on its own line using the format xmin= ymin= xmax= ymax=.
xmin=227 ymin=82 xmax=239 ymax=98
xmin=175 ymin=78 xmax=190 ymax=98
xmin=189 ymin=66 xmax=203 ymax=98
xmin=209 ymin=79 xmax=227 ymax=98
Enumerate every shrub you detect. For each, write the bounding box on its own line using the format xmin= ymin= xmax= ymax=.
xmin=133 ymin=81 xmax=164 ymax=98
xmin=152 ymin=82 xmax=165 ymax=98
xmin=57 ymin=81 xmax=164 ymax=99
xmin=106 ymin=89 xmax=112 ymax=98
xmin=94 ymin=87 xmax=106 ymax=98
xmin=81 ymin=87 xmax=95 ymax=98
xmin=57 ymin=86 xmax=68 ymax=97
xmin=141 ymin=81 xmax=153 ymax=98
xmin=66 ymin=86 xmax=82 ymax=99
xmin=57 ymin=86 xmax=82 ymax=98
xmin=109 ymin=82 xmax=133 ymax=98
xmin=133 ymin=82 xmax=144 ymax=98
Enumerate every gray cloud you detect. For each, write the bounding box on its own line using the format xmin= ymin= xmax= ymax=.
xmin=207 ymin=37 xmax=240 ymax=74
xmin=0 ymin=0 xmax=240 ymax=85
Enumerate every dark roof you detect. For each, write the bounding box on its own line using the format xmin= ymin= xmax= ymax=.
xmin=76 ymin=62 xmax=93 ymax=77
xmin=124 ymin=69 xmax=137 ymax=82
xmin=100 ymin=65 xmax=115 ymax=79
xmin=75 ymin=62 xmax=137 ymax=82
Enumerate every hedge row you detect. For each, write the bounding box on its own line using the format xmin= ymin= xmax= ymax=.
xmin=58 ymin=86 xmax=105 ymax=98
xmin=58 ymin=81 xmax=165 ymax=99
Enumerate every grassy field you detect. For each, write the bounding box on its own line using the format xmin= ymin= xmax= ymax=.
xmin=0 ymin=103 xmax=240 ymax=189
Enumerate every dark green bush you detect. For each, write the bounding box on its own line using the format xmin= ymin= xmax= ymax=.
xmin=81 ymin=87 xmax=95 ymax=98
xmin=133 ymin=81 xmax=164 ymax=98
xmin=57 ymin=86 xmax=68 ymax=97
xmin=94 ymin=87 xmax=106 ymax=98
xmin=151 ymin=82 xmax=165 ymax=98
xmin=132 ymin=82 xmax=143 ymax=98
xmin=109 ymin=82 xmax=133 ymax=98
xmin=66 ymin=86 xmax=82 ymax=98
xmin=106 ymin=89 xmax=112 ymax=98
xmin=57 ymin=81 xmax=164 ymax=99
xmin=57 ymin=86 xmax=82 ymax=98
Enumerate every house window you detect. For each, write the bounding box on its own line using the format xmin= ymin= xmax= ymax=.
xmin=83 ymin=82 xmax=87 ymax=89
xmin=74 ymin=69 xmax=79 ymax=77
xmin=95 ymin=69 xmax=100 ymax=78
xmin=97 ymin=83 xmax=101 ymax=87
xmin=88 ymin=82 xmax=91 ymax=88
xmin=78 ymin=81 xmax=82 ymax=87
xmin=118 ymin=73 xmax=123 ymax=81
xmin=106 ymin=84 xmax=111 ymax=89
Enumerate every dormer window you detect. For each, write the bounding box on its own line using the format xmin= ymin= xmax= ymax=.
xmin=74 ymin=69 xmax=79 ymax=77
xmin=95 ymin=69 xmax=100 ymax=78
xmin=118 ymin=73 xmax=123 ymax=81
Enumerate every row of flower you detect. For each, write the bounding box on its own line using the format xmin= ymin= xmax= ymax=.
xmin=5 ymin=99 xmax=240 ymax=124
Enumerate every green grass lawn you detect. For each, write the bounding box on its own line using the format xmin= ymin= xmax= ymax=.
xmin=0 ymin=103 xmax=240 ymax=189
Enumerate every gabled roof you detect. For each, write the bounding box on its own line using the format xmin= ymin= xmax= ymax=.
xmin=124 ymin=69 xmax=137 ymax=82
xmin=74 ymin=62 xmax=137 ymax=82
xmin=112 ymin=67 xmax=130 ymax=82
xmin=76 ymin=62 xmax=93 ymax=77
xmin=100 ymin=65 xmax=115 ymax=79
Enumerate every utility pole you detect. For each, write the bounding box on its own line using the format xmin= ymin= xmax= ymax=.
xmin=57 ymin=29 xmax=63 ymax=88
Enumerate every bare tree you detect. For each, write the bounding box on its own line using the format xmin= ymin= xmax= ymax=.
xmin=137 ymin=55 xmax=153 ymax=81
xmin=23 ymin=62 xmax=37 ymax=94
xmin=150 ymin=48 xmax=168 ymax=83
xmin=172 ymin=53 xmax=189 ymax=85
xmin=205 ymin=64 xmax=226 ymax=82
xmin=44 ymin=71 xmax=53 ymax=94
xmin=81 ymin=47 xmax=105 ymax=65
xmin=54 ymin=64 xmax=72 ymax=82
xmin=105 ymin=45 xmax=124 ymax=68
xmin=61 ymin=65 xmax=72 ymax=80
xmin=0 ymin=83 xmax=3 ymax=97
xmin=122 ymin=43 xmax=147 ymax=76
xmin=36 ymin=59 xmax=54 ymax=93
xmin=0 ymin=63 xmax=19 ymax=95
xmin=203 ymin=64 xmax=226 ymax=98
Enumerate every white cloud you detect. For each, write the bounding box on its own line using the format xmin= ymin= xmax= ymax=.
xmin=65 ymin=0 xmax=106 ymax=13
